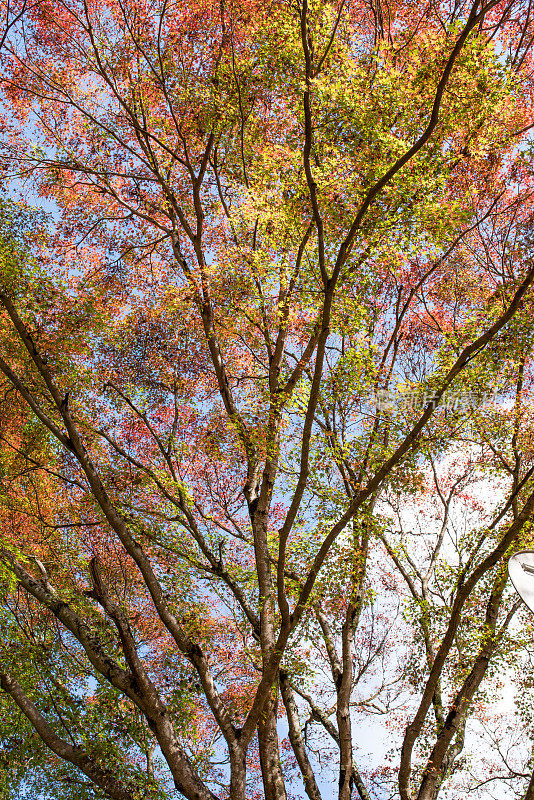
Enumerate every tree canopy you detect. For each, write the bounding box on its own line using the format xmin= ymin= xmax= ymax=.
xmin=1 ymin=0 xmax=534 ymax=798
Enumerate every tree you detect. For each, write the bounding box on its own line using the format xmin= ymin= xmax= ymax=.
xmin=1 ymin=0 xmax=534 ymax=797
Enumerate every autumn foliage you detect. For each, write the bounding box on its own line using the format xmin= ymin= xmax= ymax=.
xmin=1 ymin=0 xmax=534 ymax=798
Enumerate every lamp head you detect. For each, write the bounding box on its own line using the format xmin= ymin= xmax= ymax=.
xmin=508 ymin=550 xmax=534 ymax=615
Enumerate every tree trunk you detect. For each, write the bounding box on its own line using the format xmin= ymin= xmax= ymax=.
xmin=258 ymin=686 xmax=287 ymax=800
xmin=229 ymin=746 xmax=247 ymax=800
xmin=525 ymin=766 xmax=534 ymax=800
xmin=279 ymin=671 xmax=322 ymax=800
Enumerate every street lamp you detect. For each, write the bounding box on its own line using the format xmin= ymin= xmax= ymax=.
xmin=508 ymin=551 xmax=534 ymax=800
xmin=508 ymin=550 xmax=534 ymax=614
